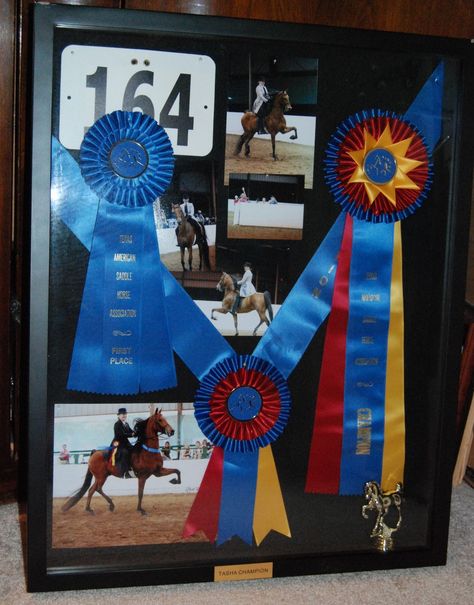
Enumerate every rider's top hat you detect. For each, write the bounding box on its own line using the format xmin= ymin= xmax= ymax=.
xmin=117 ymin=407 xmax=127 ymax=415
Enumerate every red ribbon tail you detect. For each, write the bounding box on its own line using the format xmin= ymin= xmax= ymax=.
xmin=305 ymin=214 xmax=353 ymax=493
xmin=183 ymin=446 xmax=224 ymax=542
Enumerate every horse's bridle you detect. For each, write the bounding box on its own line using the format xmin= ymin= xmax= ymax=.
xmin=154 ymin=414 xmax=174 ymax=437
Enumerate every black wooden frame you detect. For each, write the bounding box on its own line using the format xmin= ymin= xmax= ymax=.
xmin=26 ymin=3 xmax=474 ymax=592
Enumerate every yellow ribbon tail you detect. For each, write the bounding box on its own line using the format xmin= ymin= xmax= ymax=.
xmin=253 ymin=445 xmax=291 ymax=546
xmin=381 ymin=221 xmax=405 ymax=491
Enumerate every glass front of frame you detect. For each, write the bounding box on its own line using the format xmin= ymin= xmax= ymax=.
xmin=27 ymin=4 xmax=474 ymax=591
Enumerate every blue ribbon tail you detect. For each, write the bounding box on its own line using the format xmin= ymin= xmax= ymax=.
xmin=67 ymin=200 xmax=176 ymax=394
xmin=404 ymin=62 xmax=444 ymax=153
xmin=217 ymin=450 xmax=259 ymax=545
xmin=339 ymin=221 xmax=394 ymax=494
xmin=254 ymin=212 xmax=346 ymax=378
xmin=51 ymin=136 xmax=98 ymax=250
xmin=53 ymin=137 xmax=177 ymax=393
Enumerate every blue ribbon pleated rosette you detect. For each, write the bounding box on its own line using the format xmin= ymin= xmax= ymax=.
xmin=80 ymin=110 xmax=174 ymax=207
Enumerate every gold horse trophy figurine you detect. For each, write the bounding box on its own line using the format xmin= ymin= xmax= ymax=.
xmin=362 ymin=481 xmax=403 ymax=552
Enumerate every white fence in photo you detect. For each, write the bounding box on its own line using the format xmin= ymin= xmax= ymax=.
xmin=230 ymin=199 xmax=304 ymax=229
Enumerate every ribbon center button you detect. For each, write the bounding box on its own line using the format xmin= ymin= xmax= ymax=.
xmin=109 ymin=140 xmax=149 ymax=179
xmin=227 ymin=386 xmax=263 ymax=421
xmin=363 ymin=148 xmax=397 ymax=185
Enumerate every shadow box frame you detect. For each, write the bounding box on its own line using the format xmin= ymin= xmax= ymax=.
xmin=25 ymin=2 xmax=474 ymax=593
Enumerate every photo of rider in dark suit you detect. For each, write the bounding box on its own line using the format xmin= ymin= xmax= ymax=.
xmin=111 ymin=407 xmax=136 ymax=478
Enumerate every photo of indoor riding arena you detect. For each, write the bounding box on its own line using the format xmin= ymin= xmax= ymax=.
xmin=227 ymin=172 xmax=305 ymax=240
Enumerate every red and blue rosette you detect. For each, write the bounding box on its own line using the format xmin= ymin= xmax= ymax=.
xmin=67 ymin=110 xmax=177 ymax=394
xmin=324 ymin=109 xmax=432 ymax=223
xmin=184 ymin=355 xmax=292 ymax=545
xmin=306 ymin=64 xmax=443 ymax=495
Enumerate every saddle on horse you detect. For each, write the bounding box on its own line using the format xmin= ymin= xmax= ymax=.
xmin=111 ymin=440 xmax=134 ymax=478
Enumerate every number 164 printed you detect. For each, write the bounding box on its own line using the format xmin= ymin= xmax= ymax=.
xmin=59 ymin=45 xmax=216 ymax=157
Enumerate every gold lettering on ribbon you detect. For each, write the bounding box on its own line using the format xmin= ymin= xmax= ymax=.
xmin=119 ymin=235 xmax=133 ymax=244
xmin=116 ymin=272 xmax=133 ymax=281
xmin=114 ymin=253 xmax=136 ymax=262
xmin=361 ymin=336 xmax=374 ymax=344
xmin=356 ymin=408 xmax=372 ymax=455
xmin=109 ymin=309 xmax=137 ymax=318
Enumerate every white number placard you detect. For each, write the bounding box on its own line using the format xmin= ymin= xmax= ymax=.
xmin=59 ymin=45 xmax=216 ymax=156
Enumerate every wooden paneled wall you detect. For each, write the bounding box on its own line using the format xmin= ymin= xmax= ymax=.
xmin=0 ymin=0 xmax=472 ymax=496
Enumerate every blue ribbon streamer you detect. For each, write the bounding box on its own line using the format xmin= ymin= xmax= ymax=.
xmin=254 ymin=212 xmax=346 ymax=378
xmin=51 ymin=137 xmax=99 ymax=250
xmin=404 ymin=62 xmax=444 ymax=154
xmin=217 ymin=450 xmax=259 ymax=545
xmin=338 ymin=221 xmax=394 ymax=494
xmin=161 ymin=265 xmax=235 ymax=379
xmin=67 ymin=200 xmax=176 ymax=394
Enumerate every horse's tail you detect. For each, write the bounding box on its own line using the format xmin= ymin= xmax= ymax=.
xmin=61 ymin=456 xmax=94 ymax=512
xmin=198 ymin=225 xmax=211 ymax=270
xmin=264 ymin=291 xmax=273 ymax=321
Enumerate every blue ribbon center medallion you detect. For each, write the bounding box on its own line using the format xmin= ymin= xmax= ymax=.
xmin=363 ymin=148 xmax=397 ymax=184
xmin=109 ymin=140 xmax=149 ymax=178
xmin=227 ymin=386 xmax=263 ymax=421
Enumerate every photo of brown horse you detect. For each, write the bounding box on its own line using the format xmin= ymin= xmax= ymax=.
xmin=234 ymin=91 xmax=297 ymax=161
xmin=172 ymin=203 xmax=210 ymax=271
xmin=211 ymin=272 xmax=274 ymax=336
xmin=61 ymin=409 xmax=181 ymax=516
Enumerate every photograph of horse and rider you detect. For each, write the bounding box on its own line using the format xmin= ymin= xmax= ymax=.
xmin=224 ymin=53 xmax=317 ymax=188
xmin=52 ymin=403 xmax=210 ymax=548
xmin=153 ymin=162 xmax=217 ymax=273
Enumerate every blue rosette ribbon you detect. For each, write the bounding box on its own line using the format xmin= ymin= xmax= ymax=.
xmin=66 ymin=110 xmax=176 ymax=394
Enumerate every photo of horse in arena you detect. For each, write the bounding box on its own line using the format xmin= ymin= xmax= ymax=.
xmin=211 ymin=272 xmax=273 ymax=336
xmin=52 ymin=404 xmax=211 ymax=548
xmin=61 ymin=409 xmax=180 ymax=516
xmin=234 ymin=91 xmax=297 ymax=161
xmin=224 ymin=52 xmax=317 ymax=188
